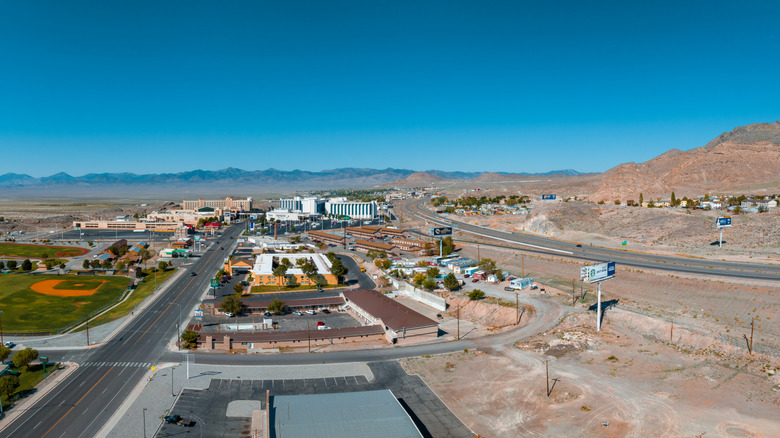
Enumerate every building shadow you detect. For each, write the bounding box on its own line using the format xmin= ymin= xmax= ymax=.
xmin=397 ymin=397 xmax=433 ymax=438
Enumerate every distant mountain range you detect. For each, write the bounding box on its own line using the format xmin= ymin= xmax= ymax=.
xmin=0 ymin=167 xmax=584 ymax=191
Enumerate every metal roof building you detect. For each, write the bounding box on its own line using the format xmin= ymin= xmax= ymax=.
xmin=271 ymin=389 xmax=422 ymax=438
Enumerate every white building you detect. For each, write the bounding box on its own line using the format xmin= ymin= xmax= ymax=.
xmin=325 ymin=198 xmax=378 ymax=219
xmin=279 ymin=196 xmax=327 ymax=215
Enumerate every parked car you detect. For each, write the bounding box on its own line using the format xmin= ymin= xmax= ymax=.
xmin=4 ymin=341 xmax=15 ymax=349
xmin=190 ymin=272 xmax=197 ymax=276
xmin=317 ymin=325 xmax=331 ymax=330
xmin=321 ymin=309 xmax=330 ymax=314
xmin=292 ymin=311 xmax=303 ymax=316
xmin=263 ymin=312 xmax=271 ymax=317
xmin=471 ymin=279 xmax=479 ymax=283
xmin=305 ymin=310 xmax=316 ymax=315
xmin=463 ymin=274 xmax=470 ymax=278
xmin=317 ymin=321 xmax=325 ymax=326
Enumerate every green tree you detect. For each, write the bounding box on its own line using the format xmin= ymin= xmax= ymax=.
xmin=157 ymin=261 xmax=167 ymax=272
xmin=381 ymin=259 xmax=393 ymax=270
xmin=41 ymin=252 xmax=49 ymax=260
xmin=614 ymin=200 xmax=621 ymax=205
xmin=413 ymin=272 xmax=426 ymax=286
xmin=280 ymin=257 xmax=291 ymax=267
xmin=21 ymin=259 xmax=32 ymax=271
xmin=426 ymin=267 xmax=440 ymax=278
xmin=0 ymin=261 xmax=4 ymax=270
xmin=416 ymin=261 xmax=429 ymax=268
xmin=441 ymin=236 xmax=456 ymax=256
xmin=733 ymin=206 xmax=742 ymax=214
xmin=0 ymin=375 xmax=20 ymax=401
xmin=329 ymin=259 xmax=348 ymax=282
xmin=181 ymin=330 xmax=199 ymax=348
xmin=422 ymin=278 xmax=436 ymax=290
xmin=6 ymin=260 xmax=17 ymax=270
xmin=91 ymin=259 xmax=101 ymax=269
xmin=267 ymin=298 xmax=286 ymax=313
xmin=220 ymin=295 xmax=243 ymax=315
xmin=290 ymin=235 xmax=301 ymax=244
xmin=478 ymin=258 xmax=497 ymax=275
xmin=366 ymin=249 xmax=387 ymax=260
xmin=442 ymin=273 xmax=459 ymax=291
xmin=215 ymin=269 xmax=224 ymax=280
xmin=671 ymin=192 xmax=677 ymax=206
xmin=0 ymin=346 xmax=11 ymax=363
xmin=495 ymin=270 xmax=506 ymax=281
xmin=116 ymin=261 xmax=127 ymax=272
xmin=272 ymin=264 xmax=289 ymax=285
xmin=59 ymin=263 xmax=66 ymax=270
xmin=639 ymin=193 xmax=644 ymax=205
xmin=233 ymin=283 xmax=244 ymax=294
xmin=468 ymin=289 xmax=486 ymax=300
xmin=102 ymin=259 xmax=113 ymax=269
xmin=12 ymin=347 xmax=39 ymax=369
xmin=82 ymin=259 xmax=91 ymax=269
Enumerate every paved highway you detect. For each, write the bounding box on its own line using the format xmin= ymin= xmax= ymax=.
xmin=403 ymin=199 xmax=780 ymax=282
xmin=1 ymin=225 xmax=245 ymax=438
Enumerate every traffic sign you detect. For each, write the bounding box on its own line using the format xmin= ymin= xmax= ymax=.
xmin=542 ymin=194 xmax=556 ymax=200
xmin=430 ymin=227 xmax=453 ymax=237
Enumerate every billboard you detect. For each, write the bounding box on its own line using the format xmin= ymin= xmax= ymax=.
xmin=584 ymin=261 xmax=615 ymax=282
xmin=430 ymin=227 xmax=453 ymax=237
xmin=249 ymin=221 xmax=255 ymax=231
xmin=716 ymin=217 xmax=732 ymax=228
xmin=542 ymin=194 xmax=556 ymax=200
xmin=211 ymin=279 xmax=219 ymax=288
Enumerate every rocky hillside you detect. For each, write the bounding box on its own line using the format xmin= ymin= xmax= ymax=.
xmin=590 ymin=122 xmax=780 ymax=202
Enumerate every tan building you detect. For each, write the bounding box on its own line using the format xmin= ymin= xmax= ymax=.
xmin=354 ymin=239 xmax=396 ymax=254
xmin=250 ymin=253 xmax=338 ymax=288
xmin=307 ymin=230 xmax=345 ymax=245
xmin=392 ymin=237 xmax=433 ymax=255
xmin=182 ymin=196 xmax=252 ymax=212
xmin=342 ymin=289 xmax=439 ymax=344
xmin=73 ymin=220 xmax=180 ymax=231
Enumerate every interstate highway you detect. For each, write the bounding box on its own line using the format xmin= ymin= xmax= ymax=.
xmin=0 ymin=225 xmax=245 ymax=438
xmin=403 ymin=199 xmax=780 ymax=282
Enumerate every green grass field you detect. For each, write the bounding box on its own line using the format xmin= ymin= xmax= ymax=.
xmin=0 ymin=274 xmax=130 ymax=333
xmin=0 ymin=242 xmax=88 ymax=258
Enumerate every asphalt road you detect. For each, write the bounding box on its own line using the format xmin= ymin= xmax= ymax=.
xmin=0 ymin=225 xmax=245 ymax=438
xmin=403 ymin=199 xmax=780 ymax=282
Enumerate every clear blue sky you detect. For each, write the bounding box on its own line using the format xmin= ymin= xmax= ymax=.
xmin=1 ymin=1 xmax=778 ymax=177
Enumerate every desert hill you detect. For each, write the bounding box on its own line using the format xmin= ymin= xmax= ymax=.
xmin=590 ymin=122 xmax=780 ymax=202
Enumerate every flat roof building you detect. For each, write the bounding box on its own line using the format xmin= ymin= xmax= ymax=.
xmin=182 ymin=196 xmax=252 ymax=212
xmin=354 ymin=239 xmax=397 ymax=254
xmin=250 ymin=253 xmax=338 ymax=288
xmin=271 ymin=390 xmax=423 ymax=438
xmin=342 ymin=289 xmax=439 ymax=344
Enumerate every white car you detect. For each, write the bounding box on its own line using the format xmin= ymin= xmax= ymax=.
xmin=305 ymin=310 xmax=316 ymax=315
xmin=292 ymin=311 xmax=303 ymax=316
xmin=224 ymin=312 xmax=234 ymax=318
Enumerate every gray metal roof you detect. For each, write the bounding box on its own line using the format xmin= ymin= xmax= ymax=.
xmin=272 ymin=389 xmax=422 ymax=438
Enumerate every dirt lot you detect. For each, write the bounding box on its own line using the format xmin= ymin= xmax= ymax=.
xmin=402 ymin=310 xmax=780 ymax=437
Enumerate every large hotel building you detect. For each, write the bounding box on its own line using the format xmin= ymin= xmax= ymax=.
xmin=182 ymin=196 xmax=252 ymax=212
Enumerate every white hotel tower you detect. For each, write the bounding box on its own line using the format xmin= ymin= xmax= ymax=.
xmin=325 ymin=198 xmax=378 ymax=219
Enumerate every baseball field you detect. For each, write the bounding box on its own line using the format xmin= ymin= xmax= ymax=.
xmin=0 ymin=274 xmax=130 ymax=333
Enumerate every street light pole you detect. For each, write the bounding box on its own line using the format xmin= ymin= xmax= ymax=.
xmin=170 ymin=302 xmax=182 ymax=350
xmin=143 ymin=408 xmax=147 ymax=438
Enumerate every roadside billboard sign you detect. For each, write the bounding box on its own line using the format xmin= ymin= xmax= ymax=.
xmin=211 ymin=279 xmax=219 ymax=288
xmin=716 ymin=217 xmax=732 ymax=228
xmin=584 ymin=261 xmax=615 ymax=283
xmin=541 ymin=194 xmax=556 ymax=200
xmin=430 ymin=227 xmax=453 ymax=237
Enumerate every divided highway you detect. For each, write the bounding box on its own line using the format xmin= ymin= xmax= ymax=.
xmin=1 ymin=225 xmax=245 ymax=438
xmin=403 ymin=200 xmax=780 ymax=282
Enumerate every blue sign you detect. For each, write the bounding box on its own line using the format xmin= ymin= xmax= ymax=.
xmin=430 ymin=227 xmax=453 ymax=236
xmin=249 ymin=221 xmax=255 ymax=230
xmin=716 ymin=217 xmax=732 ymax=227
xmin=607 ymin=261 xmax=616 ymax=277
xmin=542 ymin=194 xmax=556 ymax=200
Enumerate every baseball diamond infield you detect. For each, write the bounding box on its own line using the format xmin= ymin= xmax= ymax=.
xmin=0 ymin=274 xmax=130 ymax=333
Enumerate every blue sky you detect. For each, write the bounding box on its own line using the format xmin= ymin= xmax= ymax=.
xmin=1 ymin=1 xmax=778 ymax=177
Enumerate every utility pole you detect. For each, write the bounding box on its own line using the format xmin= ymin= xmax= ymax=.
xmin=171 ymin=367 xmax=175 ymax=397
xmin=307 ymin=320 xmax=311 ymax=353
xmin=670 ymin=320 xmax=674 ymax=343
xmin=572 ymin=280 xmax=576 ymax=306
xmin=546 ymin=360 xmax=550 ymax=397
xmin=86 ymin=313 xmax=90 ymax=346
xmin=456 ymin=305 xmax=460 ymax=340
xmin=515 ymin=293 xmax=519 ymax=325
xmin=0 ymin=310 xmax=4 ymax=347
xmin=477 ymin=244 xmax=480 ymax=263
xmin=750 ymin=318 xmax=754 ymax=355
xmin=521 ymin=254 xmax=525 ymax=278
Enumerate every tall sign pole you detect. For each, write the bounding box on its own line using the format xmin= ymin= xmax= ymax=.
xmin=715 ymin=216 xmax=732 ymax=248
xmin=582 ymin=262 xmax=615 ymax=332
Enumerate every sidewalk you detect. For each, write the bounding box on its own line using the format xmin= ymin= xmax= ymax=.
xmin=98 ymin=361 xmax=373 ymax=438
